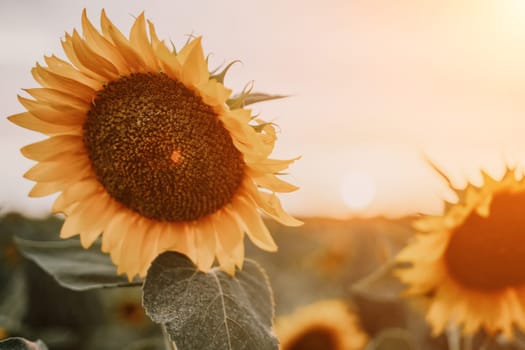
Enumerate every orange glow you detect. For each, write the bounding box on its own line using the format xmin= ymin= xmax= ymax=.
xmin=170 ymin=150 xmax=183 ymax=164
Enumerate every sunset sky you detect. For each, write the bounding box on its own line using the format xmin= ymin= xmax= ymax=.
xmin=2 ymin=0 xmax=525 ymax=219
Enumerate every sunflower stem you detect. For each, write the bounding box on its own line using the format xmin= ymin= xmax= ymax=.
xmin=478 ymin=333 xmax=495 ymax=350
xmin=161 ymin=324 xmax=178 ymax=350
xmin=462 ymin=334 xmax=473 ymax=350
xmin=446 ymin=324 xmax=461 ymax=350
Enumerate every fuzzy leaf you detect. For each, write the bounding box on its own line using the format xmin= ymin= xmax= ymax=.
xmin=14 ymin=237 xmax=139 ymax=291
xmin=0 ymin=337 xmax=48 ymax=350
xmin=142 ymin=252 xmax=277 ymax=350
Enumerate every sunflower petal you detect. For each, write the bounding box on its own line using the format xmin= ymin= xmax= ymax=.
xmin=138 ymin=222 xmax=163 ymax=276
xmin=8 ymin=112 xmax=82 ymax=136
xmin=249 ymin=171 xmax=299 ymax=193
xmin=21 ymin=135 xmax=84 ymax=161
xmin=43 ymin=55 xmax=101 ymax=90
xmin=52 ymin=179 xmax=101 ymax=213
xmin=79 ymin=193 xmax=114 ymax=248
xmin=24 ymin=155 xmax=90 ymax=182
xmin=102 ymin=211 xmax=130 ymax=253
xmin=118 ymin=218 xmax=147 ymax=278
xmin=194 ymin=217 xmax=216 ymax=271
xmin=81 ymin=9 xmax=129 ymax=74
xmin=24 ymin=88 xmax=88 ymax=112
xmin=69 ymin=30 xmax=119 ymax=79
xmin=32 ymin=63 xmax=96 ymax=102
xmin=232 ymin=195 xmax=277 ymax=252
xmin=180 ymin=37 xmax=209 ymax=86
xmin=101 ymin=10 xmax=146 ymax=72
xmin=129 ymin=12 xmax=158 ymax=71
xmin=242 ymin=180 xmax=302 ymax=226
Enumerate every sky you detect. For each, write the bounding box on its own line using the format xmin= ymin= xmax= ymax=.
xmin=2 ymin=0 xmax=525 ymax=219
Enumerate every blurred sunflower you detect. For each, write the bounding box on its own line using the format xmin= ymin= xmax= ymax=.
xmin=9 ymin=10 xmax=301 ymax=279
xmin=396 ymin=168 xmax=525 ymax=338
xmin=275 ymin=300 xmax=368 ymax=350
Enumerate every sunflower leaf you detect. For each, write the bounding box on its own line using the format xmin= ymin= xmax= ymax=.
xmin=0 ymin=337 xmax=48 ymax=350
xmin=142 ymin=252 xmax=277 ymax=350
xmin=14 ymin=237 xmax=139 ymax=291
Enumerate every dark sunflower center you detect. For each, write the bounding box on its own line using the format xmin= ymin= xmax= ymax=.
xmin=83 ymin=73 xmax=244 ymax=222
xmin=288 ymin=327 xmax=338 ymax=350
xmin=444 ymin=190 xmax=525 ymax=291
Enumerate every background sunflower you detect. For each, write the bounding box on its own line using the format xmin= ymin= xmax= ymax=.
xmin=397 ymin=168 xmax=525 ymax=339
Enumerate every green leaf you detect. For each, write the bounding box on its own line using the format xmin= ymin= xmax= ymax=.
xmin=14 ymin=237 xmax=140 ymax=291
xmin=142 ymin=252 xmax=277 ymax=350
xmin=0 ymin=337 xmax=48 ymax=350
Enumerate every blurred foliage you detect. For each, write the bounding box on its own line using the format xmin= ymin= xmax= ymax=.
xmin=1 ymin=212 xmax=525 ymax=349
xmin=0 ymin=213 xmax=161 ymax=350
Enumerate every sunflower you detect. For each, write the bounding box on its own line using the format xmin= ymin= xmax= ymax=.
xmin=396 ymin=167 xmax=525 ymax=338
xmin=9 ymin=9 xmax=301 ymax=279
xmin=275 ymin=300 xmax=368 ymax=350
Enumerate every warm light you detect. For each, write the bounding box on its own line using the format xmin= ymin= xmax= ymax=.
xmin=341 ymin=171 xmax=377 ymax=211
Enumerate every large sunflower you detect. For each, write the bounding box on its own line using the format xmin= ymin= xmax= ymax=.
xmin=396 ymin=168 xmax=525 ymax=338
xmin=9 ymin=10 xmax=301 ymax=278
xmin=275 ymin=300 xmax=368 ymax=350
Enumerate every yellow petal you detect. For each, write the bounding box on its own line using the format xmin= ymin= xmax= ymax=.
xmin=199 ymin=79 xmax=232 ymax=106
xmin=24 ymin=88 xmax=88 ymax=112
xmin=70 ymin=30 xmax=119 ymax=79
xmin=102 ymin=211 xmax=129 ymax=253
xmin=32 ymin=63 xmax=96 ymax=102
xmin=118 ymin=217 xmax=147 ymax=277
xmin=81 ymin=9 xmax=129 ymax=74
xmin=214 ymin=243 xmax=236 ymax=275
xmin=242 ymin=180 xmax=302 ymax=227
xmin=61 ymin=31 xmax=109 ymax=81
xmin=52 ymin=179 xmax=101 ymax=213
xmin=24 ymin=154 xmax=90 ymax=182
xmin=43 ymin=55 xmax=101 ymax=90
xmin=249 ymin=171 xmax=299 ymax=193
xmin=231 ymin=195 xmax=277 ymax=252
xmin=138 ymin=222 xmax=163 ymax=276
xmin=8 ymin=112 xmax=82 ymax=136
xmin=180 ymin=37 xmax=209 ymax=86
xmin=79 ymin=193 xmax=114 ymax=248
xmin=60 ymin=209 xmax=83 ymax=239
xmin=29 ymin=181 xmax=66 ymax=197
xmin=176 ymin=36 xmax=201 ymax=64
xmin=129 ymin=12 xmax=158 ymax=71
xmin=22 ymin=105 xmax=85 ymax=126
xmin=101 ymin=10 xmax=146 ymax=72
xmin=157 ymin=222 xmax=179 ymax=250
xmin=396 ymin=233 xmax=449 ymax=263
xmin=247 ymin=156 xmax=301 ymax=174
xmin=21 ymin=135 xmax=84 ymax=161
xmin=194 ymin=217 xmax=216 ymax=271
xmin=213 ymin=209 xmax=244 ymax=255
xmin=171 ymin=223 xmax=197 ymax=263
xmin=60 ymin=189 xmax=102 ymax=239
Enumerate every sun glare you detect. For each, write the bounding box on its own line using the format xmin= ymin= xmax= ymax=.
xmin=341 ymin=171 xmax=377 ymax=211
